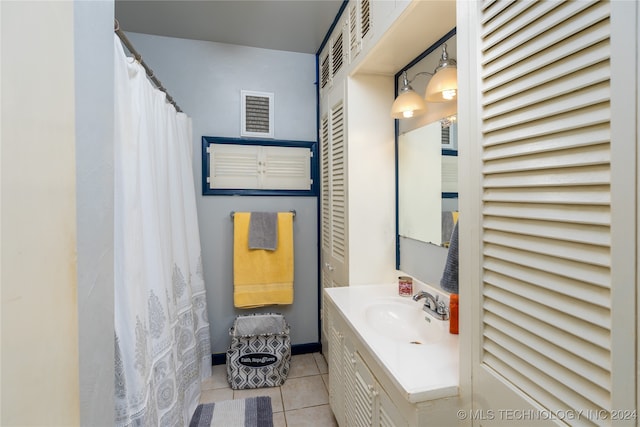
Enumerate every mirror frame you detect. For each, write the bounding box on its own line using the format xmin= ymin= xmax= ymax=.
xmin=394 ymin=28 xmax=457 ymax=269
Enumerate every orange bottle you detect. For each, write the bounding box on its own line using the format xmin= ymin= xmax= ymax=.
xmin=449 ymin=294 xmax=459 ymax=335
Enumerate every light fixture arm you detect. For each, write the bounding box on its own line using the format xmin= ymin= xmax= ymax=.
xmin=433 ymin=43 xmax=457 ymax=73
xmin=400 ymin=70 xmax=434 ymax=89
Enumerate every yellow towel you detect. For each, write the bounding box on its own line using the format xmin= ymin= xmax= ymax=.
xmin=233 ymin=212 xmax=294 ymax=308
xmin=452 ymin=211 xmax=459 ymax=225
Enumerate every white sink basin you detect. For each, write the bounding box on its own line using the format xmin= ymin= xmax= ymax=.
xmin=364 ymin=297 xmax=446 ymax=344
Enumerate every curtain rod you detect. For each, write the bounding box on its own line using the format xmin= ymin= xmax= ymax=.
xmin=114 ymin=19 xmax=183 ymax=113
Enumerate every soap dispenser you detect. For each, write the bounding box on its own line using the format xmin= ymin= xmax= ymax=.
xmin=449 ymin=293 xmax=459 ymax=334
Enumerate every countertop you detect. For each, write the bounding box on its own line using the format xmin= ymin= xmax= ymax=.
xmin=325 ymin=282 xmax=459 ymax=403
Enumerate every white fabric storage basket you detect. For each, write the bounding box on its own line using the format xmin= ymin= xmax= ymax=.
xmin=227 ymin=313 xmax=291 ymax=389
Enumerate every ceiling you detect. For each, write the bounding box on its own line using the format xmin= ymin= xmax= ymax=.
xmin=115 ymin=0 xmax=345 ymax=55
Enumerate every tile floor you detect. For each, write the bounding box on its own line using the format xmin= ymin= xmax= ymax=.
xmin=200 ymin=352 xmax=338 ymax=427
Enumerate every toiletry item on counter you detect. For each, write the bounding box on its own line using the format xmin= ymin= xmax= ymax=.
xmin=398 ymin=276 xmax=413 ymax=296
xmin=449 ymin=293 xmax=459 ymax=334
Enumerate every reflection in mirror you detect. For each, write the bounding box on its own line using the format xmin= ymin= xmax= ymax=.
xmin=395 ymin=30 xmax=458 ymax=285
xmin=398 ymin=119 xmax=458 ymax=246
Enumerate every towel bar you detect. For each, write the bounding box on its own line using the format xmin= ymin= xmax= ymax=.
xmin=230 ymin=210 xmax=296 ymax=219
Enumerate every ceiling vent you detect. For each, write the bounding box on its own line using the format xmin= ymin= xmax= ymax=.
xmin=241 ymin=90 xmax=274 ymax=138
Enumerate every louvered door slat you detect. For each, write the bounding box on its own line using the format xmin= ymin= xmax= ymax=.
xmin=483 ymin=54 xmax=610 ymax=112
xmin=480 ymin=0 xmax=514 ymax=25
xmin=484 ymin=83 xmax=610 ymax=132
xmin=484 ymin=229 xmax=610 ymax=266
xmin=483 ymin=353 xmax=602 ymax=427
xmin=484 ymin=270 xmax=611 ymax=327
xmin=483 ymin=165 xmax=610 ymax=189
xmin=483 ymin=185 xmax=610 ymax=205
xmin=483 ymin=217 xmax=610 ymax=246
xmin=321 ymin=52 xmax=330 ymax=90
xmin=482 ymin=1 xmax=558 ymax=49
xmin=483 ymin=203 xmax=610 ymax=226
xmin=484 ymin=244 xmax=610 ymax=288
xmin=332 ymin=30 xmax=344 ymax=76
xmin=482 ymin=2 xmax=609 ymax=79
xmin=483 ymin=337 xmax=610 ymax=415
xmin=330 ymin=100 xmax=346 ymax=263
xmin=482 ymin=1 xmax=598 ymax=66
xmin=483 ymin=282 xmax=611 ymax=338
xmin=483 ymin=257 xmax=610 ymax=306
xmin=484 ymin=144 xmax=610 ymax=174
xmin=485 ymin=324 xmax=610 ymax=409
xmin=484 ymin=312 xmax=610 ymax=386
xmin=321 ymin=115 xmax=330 ymax=253
xmin=360 ymin=0 xmax=371 ymax=38
xmin=483 ymin=104 xmax=610 ymax=147
xmin=349 ymin=3 xmax=359 ymax=60
xmin=484 ymin=296 xmax=610 ymax=371
xmin=483 ymin=124 xmax=609 ymax=161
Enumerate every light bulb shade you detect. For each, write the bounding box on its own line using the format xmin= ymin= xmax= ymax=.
xmin=425 ymin=66 xmax=458 ymax=102
xmin=390 ymin=89 xmax=427 ymax=119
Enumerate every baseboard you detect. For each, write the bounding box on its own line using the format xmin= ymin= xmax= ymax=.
xmin=291 ymin=342 xmax=322 ymax=355
xmin=211 ymin=342 xmax=322 ymax=366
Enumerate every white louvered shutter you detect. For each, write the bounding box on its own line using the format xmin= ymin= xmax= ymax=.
xmin=320 ymin=50 xmax=331 ymax=96
xmin=209 ymin=143 xmax=260 ymax=189
xmin=208 ymin=144 xmax=311 ymax=190
xmin=330 ymin=98 xmax=346 ymax=262
xmin=464 ymin=0 xmax=637 ymax=425
xmin=332 ymin=27 xmax=345 ymax=79
xmin=320 ymin=83 xmax=349 ymax=290
xmin=349 ymin=2 xmax=361 ymax=61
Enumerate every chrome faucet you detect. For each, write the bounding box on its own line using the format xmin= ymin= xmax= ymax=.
xmin=413 ymin=291 xmax=449 ymax=321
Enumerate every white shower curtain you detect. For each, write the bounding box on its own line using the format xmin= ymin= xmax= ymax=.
xmin=113 ymin=35 xmax=212 ymax=426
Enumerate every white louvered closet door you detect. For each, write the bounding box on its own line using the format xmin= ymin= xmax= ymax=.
xmin=461 ymin=1 xmax=638 ymax=425
xmin=321 ymin=81 xmax=349 ymax=289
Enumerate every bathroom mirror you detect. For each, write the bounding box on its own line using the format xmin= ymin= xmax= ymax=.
xmin=395 ymin=31 xmax=458 ymax=282
xmin=398 ymin=120 xmax=458 ymax=246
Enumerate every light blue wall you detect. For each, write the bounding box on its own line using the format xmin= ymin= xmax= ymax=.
xmin=125 ymin=33 xmax=319 ymax=353
xmin=74 ymin=1 xmax=115 ymax=424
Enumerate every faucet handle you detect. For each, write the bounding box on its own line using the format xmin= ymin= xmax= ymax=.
xmin=435 ymin=296 xmax=448 ymax=317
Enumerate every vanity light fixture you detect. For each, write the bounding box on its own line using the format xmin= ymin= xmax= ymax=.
xmin=390 ymin=71 xmax=428 ymax=119
xmin=390 ymin=44 xmax=458 ymax=119
xmin=425 ymin=44 xmax=458 ymax=102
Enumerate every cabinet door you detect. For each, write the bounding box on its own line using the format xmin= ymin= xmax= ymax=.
xmin=320 ymin=82 xmax=349 ymax=288
xmin=327 ymin=315 xmax=345 ymax=426
xmin=377 ymin=385 xmax=408 ymax=427
xmin=347 ymin=0 xmax=372 ymax=63
xmin=344 ymin=344 xmax=375 ymax=427
xmin=461 ymin=0 xmax=638 ymax=422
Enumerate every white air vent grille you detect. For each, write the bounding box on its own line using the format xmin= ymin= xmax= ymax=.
xmin=245 ymin=96 xmax=269 ymax=133
xmin=241 ymin=90 xmax=274 ymax=138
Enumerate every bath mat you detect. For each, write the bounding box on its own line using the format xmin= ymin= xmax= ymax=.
xmin=190 ymin=396 xmax=273 ymax=427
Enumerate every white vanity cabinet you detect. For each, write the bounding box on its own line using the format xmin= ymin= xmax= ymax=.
xmin=323 ymin=284 xmax=469 ymax=427
xmin=328 ymin=302 xmax=408 ymax=427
